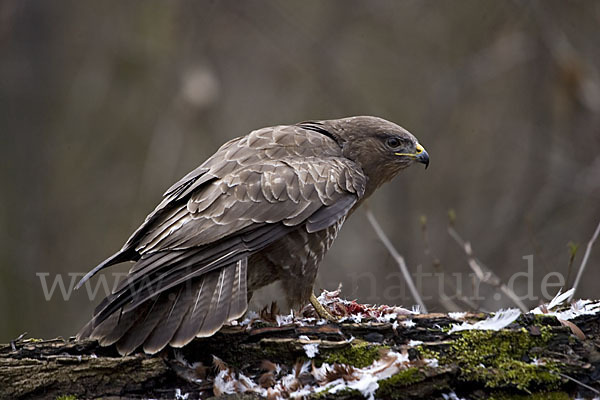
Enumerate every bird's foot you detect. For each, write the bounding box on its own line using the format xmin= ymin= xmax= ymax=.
xmin=310 ymin=293 xmax=338 ymax=322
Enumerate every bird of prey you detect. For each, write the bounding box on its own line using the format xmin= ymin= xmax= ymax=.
xmin=76 ymin=116 xmax=429 ymax=355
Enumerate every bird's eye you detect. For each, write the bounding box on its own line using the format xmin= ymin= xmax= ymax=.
xmin=386 ymin=137 xmax=401 ymax=149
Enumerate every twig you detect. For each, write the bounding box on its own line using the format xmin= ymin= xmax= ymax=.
xmin=10 ymin=332 xmax=28 ymax=352
xmin=557 ymin=372 xmax=600 ymax=395
xmin=421 ymin=215 xmax=482 ymax=312
xmin=565 ymin=241 xmax=580 ymax=287
xmin=365 ymin=207 xmax=428 ymax=313
xmin=448 ymin=226 xmax=528 ymax=312
xmin=569 ymin=220 xmax=600 ymax=301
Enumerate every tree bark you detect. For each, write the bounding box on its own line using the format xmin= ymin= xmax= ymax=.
xmin=2 ymin=311 xmax=599 ymax=399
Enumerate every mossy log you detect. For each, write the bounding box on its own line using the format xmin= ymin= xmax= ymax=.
xmin=2 ymin=311 xmax=599 ymax=400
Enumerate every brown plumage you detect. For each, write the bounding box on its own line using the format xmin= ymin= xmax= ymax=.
xmin=76 ymin=116 xmax=429 ymax=355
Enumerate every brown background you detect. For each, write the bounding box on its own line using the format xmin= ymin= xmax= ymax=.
xmin=1 ymin=0 xmax=599 ymax=341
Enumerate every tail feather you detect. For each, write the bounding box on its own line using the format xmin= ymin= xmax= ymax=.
xmin=78 ymin=304 xmax=148 ymax=347
xmin=196 ymin=265 xmax=235 ymax=337
xmin=79 ymin=260 xmax=249 ymax=354
xmin=76 ymin=319 xmax=94 ymax=341
xmin=169 ymin=271 xmax=220 ymax=347
xmin=227 ymin=258 xmax=248 ymax=320
xmin=94 ymin=310 xmax=137 ymax=346
xmin=115 ymin=293 xmax=176 ymax=355
xmin=142 ymin=285 xmax=189 ymax=354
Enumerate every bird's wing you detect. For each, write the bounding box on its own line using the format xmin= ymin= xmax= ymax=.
xmin=79 ymin=125 xmax=366 ymax=353
xmin=95 ymin=157 xmax=365 ymax=320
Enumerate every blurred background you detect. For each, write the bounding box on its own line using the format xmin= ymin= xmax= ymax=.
xmin=1 ymin=0 xmax=599 ymax=341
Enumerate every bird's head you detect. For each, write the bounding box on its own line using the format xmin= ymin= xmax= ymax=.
xmin=315 ymin=116 xmax=429 ymax=194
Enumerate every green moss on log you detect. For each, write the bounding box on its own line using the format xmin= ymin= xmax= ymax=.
xmin=321 ymin=340 xmax=385 ymax=368
xmin=375 ymin=367 xmax=426 ymax=398
xmin=430 ymin=327 xmax=561 ymax=391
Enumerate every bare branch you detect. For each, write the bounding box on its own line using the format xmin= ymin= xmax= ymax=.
xmin=569 ymin=220 xmax=600 ymax=301
xmin=420 ymin=216 xmax=481 ymax=312
xmin=557 ymin=372 xmax=600 ymax=395
xmin=448 ymin=226 xmax=528 ymax=312
xmin=365 ymin=208 xmax=428 ymax=313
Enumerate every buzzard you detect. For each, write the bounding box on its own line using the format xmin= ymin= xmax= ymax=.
xmin=77 ymin=116 xmax=429 ymax=355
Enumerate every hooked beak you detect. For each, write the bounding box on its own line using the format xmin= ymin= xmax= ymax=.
xmin=395 ymin=143 xmax=430 ymax=169
xmin=415 ymin=143 xmax=429 ymax=169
